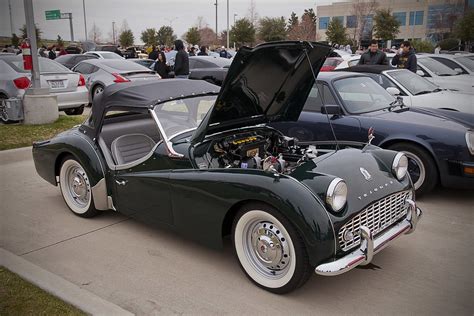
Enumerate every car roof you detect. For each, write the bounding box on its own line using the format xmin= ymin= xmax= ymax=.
xmin=316 ymin=71 xmax=371 ymax=81
xmin=334 ymin=64 xmax=393 ymax=74
xmin=90 ymin=79 xmax=219 ymax=132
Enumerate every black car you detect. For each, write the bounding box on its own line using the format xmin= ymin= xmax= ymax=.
xmin=32 ymin=41 xmax=422 ymax=294
xmin=188 ymin=56 xmax=231 ymax=86
xmin=271 ymin=71 xmax=474 ymax=195
xmin=55 ymin=54 xmax=99 ymax=70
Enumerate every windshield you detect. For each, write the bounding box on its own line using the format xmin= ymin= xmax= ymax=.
xmin=420 ymin=57 xmax=458 ymax=76
xmin=101 ymin=53 xmax=123 ymax=59
xmin=3 ymin=56 xmax=70 ymax=73
xmin=387 ymin=69 xmax=438 ymax=95
xmin=454 ymin=56 xmax=474 ymax=71
xmin=333 ymin=76 xmax=395 ymax=114
xmin=153 ymin=95 xmax=217 ymax=138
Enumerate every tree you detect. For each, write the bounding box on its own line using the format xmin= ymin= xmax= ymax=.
xmin=287 ymin=14 xmax=317 ymax=41
xmin=411 ymin=39 xmax=434 ymax=53
xmin=198 ymin=27 xmax=217 ymax=47
xmin=56 ymin=35 xmax=64 ymax=48
xmin=230 ymin=18 xmax=256 ymax=47
xmin=287 ymin=12 xmax=299 ymax=32
xmin=185 ymin=27 xmax=201 ymax=45
xmin=119 ymin=30 xmax=134 ymax=47
xmin=140 ymin=28 xmax=157 ymax=47
xmin=157 ymin=26 xmax=176 ymax=47
xmin=326 ymin=19 xmax=347 ymax=45
xmin=454 ymin=9 xmax=474 ymax=51
xmin=247 ymin=0 xmax=259 ymax=27
xmin=258 ymin=17 xmax=287 ymax=42
xmin=11 ymin=33 xmax=20 ymax=47
xmin=350 ymin=0 xmax=378 ymax=46
xmin=89 ymin=23 xmax=102 ymax=43
xmin=303 ymin=8 xmax=317 ymax=25
xmin=20 ymin=24 xmax=42 ymax=44
xmin=373 ymin=9 xmax=400 ymax=41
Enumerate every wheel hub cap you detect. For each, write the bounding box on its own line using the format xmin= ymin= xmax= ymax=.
xmin=250 ymin=221 xmax=290 ymax=271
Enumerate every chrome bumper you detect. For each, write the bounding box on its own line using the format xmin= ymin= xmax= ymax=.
xmin=315 ymin=199 xmax=422 ymax=276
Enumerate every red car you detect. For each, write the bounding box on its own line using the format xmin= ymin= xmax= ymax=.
xmin=320 ymin=57 xmax=343 ymax=71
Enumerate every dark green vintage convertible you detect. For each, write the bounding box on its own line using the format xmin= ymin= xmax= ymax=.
xmin=33 ymin=41 xmax=422 ymax=293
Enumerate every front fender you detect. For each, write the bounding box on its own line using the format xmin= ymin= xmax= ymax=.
xmin=169 ymin=168 xmax=335 ymax=266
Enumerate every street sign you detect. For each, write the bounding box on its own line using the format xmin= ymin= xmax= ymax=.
xmin=60 ymin=13 xmax=70 ymax=19
xmin=45 ymin=10 xmax=60 ymax=20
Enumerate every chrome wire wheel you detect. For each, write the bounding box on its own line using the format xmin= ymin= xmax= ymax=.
xmin=234 ymin=210 xmax=297 ymax=289
xmin=59 ymin=159 xmax=92 ymax=215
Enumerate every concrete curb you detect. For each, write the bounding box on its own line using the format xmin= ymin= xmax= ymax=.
xmin=0 ymin=146 xmax=33 ymax=164
xmin=0 ymin=248 xmax=134 ymax=316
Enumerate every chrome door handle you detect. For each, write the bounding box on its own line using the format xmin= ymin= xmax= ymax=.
xmin=115 ymin=179 xmax=127 ymax=186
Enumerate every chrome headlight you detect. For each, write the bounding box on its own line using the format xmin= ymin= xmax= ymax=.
xmin=392 ymin=152 xmax=408 ymax=180
xmin=326 ymin=178 xmax=347 ymax=212
xmin=466 ymin=130 xmax=474 ymax=155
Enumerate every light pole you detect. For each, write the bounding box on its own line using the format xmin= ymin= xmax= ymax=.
xmin=233 ymin=13 xmax=238 ymax=25
xmin=214 ymin=0 xmax=218 ymax=42
xmin=112 ymin=21 xmax=115 ymax=44
xmin=226 ymin=0 xmax=229 ymax=48
xmin=8 ymin=0 xmax=14 ymax=36
xmin=83 ymin=0 xmax=87 ymax=41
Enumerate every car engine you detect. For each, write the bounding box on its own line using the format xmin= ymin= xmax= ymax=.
xmin=197 ymin=129 xmax=318 ymax=174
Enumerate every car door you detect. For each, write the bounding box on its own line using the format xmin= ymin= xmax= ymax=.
xmin=274 ymin=82 xmax=363 ymax=143
xmin=107 ymin=115 xmax=175 ymax=226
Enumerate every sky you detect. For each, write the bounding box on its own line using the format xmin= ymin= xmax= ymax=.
xmin=0 ymin=0 xmax=339 ymax=44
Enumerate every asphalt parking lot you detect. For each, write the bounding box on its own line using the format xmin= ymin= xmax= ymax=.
xmin=1 ymin=147 xmax=472 ymax=315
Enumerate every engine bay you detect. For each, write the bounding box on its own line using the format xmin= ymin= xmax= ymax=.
xmin=194 ymin=128 xmax=319 ymax=174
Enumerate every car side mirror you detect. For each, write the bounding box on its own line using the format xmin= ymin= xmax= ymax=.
xmin=386 ymin=87 xmax=401 ymax=96
xmin=416 ymin=70 xmax=425 ymax=76
xmin=321 ymin=104 xmax=341 ymax=115
xmin=454 ymin=68 xmax=463 ymax=74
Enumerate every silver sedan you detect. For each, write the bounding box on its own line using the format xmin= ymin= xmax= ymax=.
xmin=72 ymin=59 xmax=161 ymax=102
xmin=0 ymin=55 xmax=89 ymax=121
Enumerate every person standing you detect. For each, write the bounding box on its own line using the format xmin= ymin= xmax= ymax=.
xmin=391 ymin=41 xmax=417 ymax=73
xmin=38 ymin=45 xmax=47 ymax=57
xmin=189 ymin=46 xmax=196 ymax=56
xmin=173 ymin=40 xmax=189 ymax=79
xmin=219 ymin=46 xmax=228 ymax=58
xmin=48 ymin=45 xmax=56 ymax=59
xmin=434 ymin=44 xmax=441 ymax=54
xmin=358 ymin=40 xmax=388 ymax=65
xmin=154 ymin=51 xmax=170 ymax=78
xmin=148 ymin=45 xmax=158 ymax=61
xmin=197 ymin=46 xmax=208 ymax=56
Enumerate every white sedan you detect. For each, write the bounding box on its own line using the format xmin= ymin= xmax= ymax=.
xmin=349 ymin=67 xmax=473 ymax=113
xmin=422 ymin=53 xmax=474 ymax=76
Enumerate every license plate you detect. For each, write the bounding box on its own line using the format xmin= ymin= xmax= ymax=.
xmin=48 ymin=80 xmax=65 ymax=89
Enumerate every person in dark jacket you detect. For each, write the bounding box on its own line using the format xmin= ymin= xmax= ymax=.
xmin=154 ymin=51 xmax=170 ymax=78
xmin=148 ymin=45 xmax=158 ymax=61
xmin=173 ymin=40 xmax=189 ymax=78
xmin=189 ymin=47 xmax=196 ymax=56
xmin=48 ymin=45 xmax=56 ymax=59
xmin=358 ymin=40 xmax=388 ymax=65
xmin=197 ymin=46 xmax=208 ymax=56
xmin=391 ymin=41 xmax=417 ymax=73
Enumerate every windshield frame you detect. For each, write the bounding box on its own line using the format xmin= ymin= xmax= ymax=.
xmin=332 ymin=75 xmax=396 ymax=114
xmin=385 ymin=69 xmax=439 ymax=96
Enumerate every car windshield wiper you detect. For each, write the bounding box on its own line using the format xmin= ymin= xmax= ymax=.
xmin=432 ymin=88 xmax=444 ymax=92
xmin=414 ymin=90 xmax=434 ymax=95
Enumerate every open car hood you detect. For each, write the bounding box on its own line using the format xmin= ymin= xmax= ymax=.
xmin=191 ymin=41 xmax=331 ymax=144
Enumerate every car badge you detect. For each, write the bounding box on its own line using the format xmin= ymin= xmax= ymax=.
xmin=360 ymin=167 xmax=372 ymax=181
xmin=368 ymin=127 xmax=375 ymax=145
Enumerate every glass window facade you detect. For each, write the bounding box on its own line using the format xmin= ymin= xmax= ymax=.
xmin=409 ymin=11 xmax=424 ymax=26
xmin=346 ymin=15 xmax=357 ymax=28
xmin=427 ymin=4 xmax=464 ymax=29
xmin=393 ymin=12 xmax=406 ymax=26
xmin=319 ymin=17 xmax=330 ymax=30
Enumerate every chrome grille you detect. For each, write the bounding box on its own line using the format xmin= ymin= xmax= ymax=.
xmin=338 ymin=190 xmax=412 ymax=251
